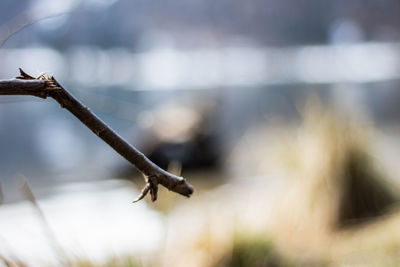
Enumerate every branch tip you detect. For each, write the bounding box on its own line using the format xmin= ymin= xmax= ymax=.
xmin=132 ymin=183 xmax=151 ymax=203
xmin=17 ymin=68 xmax=35 ymax=80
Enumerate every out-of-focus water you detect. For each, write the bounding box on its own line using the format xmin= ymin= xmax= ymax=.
xmin=0 ymin=179 xmax=163 ymax=266
xmin=1 ymin=42 xmax=399 ymax=90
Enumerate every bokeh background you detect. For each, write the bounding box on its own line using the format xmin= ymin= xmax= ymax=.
xmin=1 ymin=0 xmax=400 ymax=266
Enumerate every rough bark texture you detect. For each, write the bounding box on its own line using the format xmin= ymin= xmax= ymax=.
xmin=0 ymin=70 xmax=194 ymax=202
xmin=0 ymin=79 xmax=48 ymax=98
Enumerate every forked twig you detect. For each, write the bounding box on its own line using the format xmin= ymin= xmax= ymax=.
xmin=0 ymin=69 xmax=194 ymax=202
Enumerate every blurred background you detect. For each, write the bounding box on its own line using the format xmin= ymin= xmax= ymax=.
xmin=1 ymin=0 xmax=400 ymax=266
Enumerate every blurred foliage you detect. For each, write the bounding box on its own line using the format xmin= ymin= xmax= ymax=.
xmin=73 ymin=255 xmax=141 ymax=267
xmin=216 ymin=236 xmax=292 ymax=267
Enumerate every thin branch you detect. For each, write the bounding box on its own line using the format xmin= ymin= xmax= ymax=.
xmin=0 ymin=69 xmax=194 ymax=202
xmin=0 ymin=10 xmax=71 ymax=49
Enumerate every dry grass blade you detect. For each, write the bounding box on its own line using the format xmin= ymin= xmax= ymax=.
xmin=0 ymin=183 xmax=3 ymax=206
xmin=17 ymin=175 xmax=69 ymax=266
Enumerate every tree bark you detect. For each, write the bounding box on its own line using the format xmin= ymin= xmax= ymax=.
xmin=0 ymin=70 xmax=194 ymax=202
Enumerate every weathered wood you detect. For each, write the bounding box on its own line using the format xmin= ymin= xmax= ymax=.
xmin=0 ymin=79 xmax=48 ymax=98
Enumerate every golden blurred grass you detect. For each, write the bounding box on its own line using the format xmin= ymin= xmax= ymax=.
xmin=166 ymin=98 xmax=400 ymax=266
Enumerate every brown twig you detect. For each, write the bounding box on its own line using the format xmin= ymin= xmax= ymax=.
xmin=0 ymin=69 xmax=194 ymax=202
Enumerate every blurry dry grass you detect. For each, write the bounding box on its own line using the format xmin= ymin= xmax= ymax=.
xmin=162 ymin=98 xmax=400 ymax=267
xmin=228 ymin=98 xmax=400 ymax=265
xmin=0 ymin=253 xmax=143 ymax=267
xmin=270 ymin=99 xmax=398 ymax=228
xmin=74 ymin=255 xmax=141 ymax=267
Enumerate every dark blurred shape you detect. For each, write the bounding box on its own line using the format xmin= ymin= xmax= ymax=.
xmin=146 ymin=130 xmax=220 ymax=171
xmin=338 ymin=149 xmax=398 ymax=228
xmin=113 ymin=96 xmax=222 ymax=180
xmin=133 ymin=99 xmax=221 ymax=175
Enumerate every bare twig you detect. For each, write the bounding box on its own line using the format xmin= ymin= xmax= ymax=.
xmin=0 ymin=69 xmax=194 ymax=202
xmin=0 ymin=10 xmax=71 ymax=49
